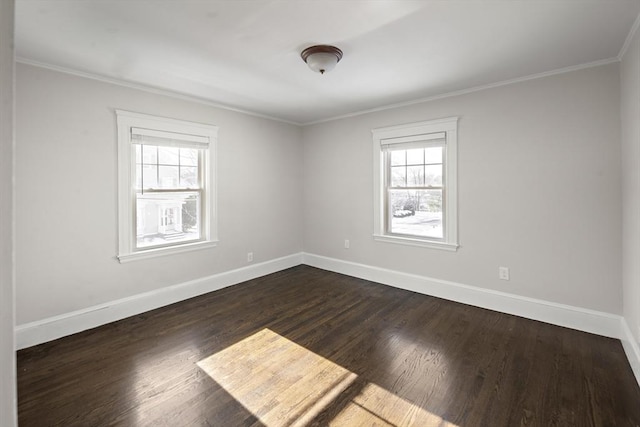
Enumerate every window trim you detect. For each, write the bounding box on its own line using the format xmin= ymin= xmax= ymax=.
xmin=116 ymin=110 xmax=218 ymax=263
xmin=372 ymin=117 xmax=459 ymax=251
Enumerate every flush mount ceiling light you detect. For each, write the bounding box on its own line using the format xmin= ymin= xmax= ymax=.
xmin=301 ymin=45 xmax=343 ymax=74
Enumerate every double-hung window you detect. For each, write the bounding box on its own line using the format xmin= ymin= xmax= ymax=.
xmin=117 ymin=110 xmax=218 ymax=262
xmin=373 ymin=117 xmax=458 ymax=251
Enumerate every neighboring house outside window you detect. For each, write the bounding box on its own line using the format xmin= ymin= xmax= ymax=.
xmin=116 ymin=110 xmax=218 ymax=262
xmin=372 ymin=117 xmax=458 ymax=251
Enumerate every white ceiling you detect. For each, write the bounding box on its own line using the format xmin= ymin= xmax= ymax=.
xmin=15 ymin=0 xmax=640 ymax=125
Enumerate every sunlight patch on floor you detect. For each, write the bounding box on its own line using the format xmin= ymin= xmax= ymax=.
xmin=197 ymin=328 xmax=458 ymax=427
xmin=197 ymin=328 xmax=357 ymax=425
xmin=331 ymin=381 xmax=458 ymax=427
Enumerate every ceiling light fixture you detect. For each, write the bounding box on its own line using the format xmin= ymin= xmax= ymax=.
xmin=301 ymin=45 xmax=343 ymax=74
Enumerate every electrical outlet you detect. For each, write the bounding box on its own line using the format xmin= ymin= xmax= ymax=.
xmin=247 ymin=252 xmax=253 ymax=262
xmin=498 ymin=266 xmax=510 ymax=280
xmin=344 ymin=239 xmax=350 ymax=249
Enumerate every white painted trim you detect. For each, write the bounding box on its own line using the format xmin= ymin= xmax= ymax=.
xmin=372 ymin=117 xmax=458 ymax=250
xmin=304 ymin=58 xmax=619 ymax=126
xmin=302 ymin=253 xmax=623 ymax=339
xmin=619 ymin=11 xmax=640 ymax=60
xmin=15 ymin=250 xmax=639 ymax=390
xmin=117 ymin=240 xmax=218 ymax=263
xmin=15 ymin=253 xmax=303 ymax=350
xmin=15 ymin=57 xmax=300 ymax=126
xmin=373 ymin=234 xmax=458 ymax=251
xmin=16 ymin=56 xmax=619 ymax=128
xmin=115 ymin=110 xmax=218 ymax=262
xmin=620 ymin=318 xmax=640 ymax=387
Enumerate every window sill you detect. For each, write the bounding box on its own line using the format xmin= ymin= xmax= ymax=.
xmin=373 ymin=234 xmax=459 ymax=252
xmin=118 ymin=240 xmax=218 ymax=263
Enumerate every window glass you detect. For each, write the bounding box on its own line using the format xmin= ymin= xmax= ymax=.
xmin=142 ymin=164 xmax=158 ymax=188
xmin=391 ymin=166 xmax=406 ymax=187
xmin=158 ymin=165 xmax=179 ymax=188
xmin=406 ymin=148 xmax=423 ymax=165
xmin=136 ymin=191 xmax=200 ymax=248
xmin=425 ymin=147 xmax=442 ymax=164
xmin=180 ymin=148 xmax=198 ymax=166
xmin=135 ymin=164 xmax=142 ymax=189
xmin=142 ymin=146 xmax=158 ymax=164
xmin=134 ymin=144 xmax=203 ymax=248
xmin=158 ymin=146 xmax=179 ymax=165
xmin=390 ymin=151 xmax=405 ymax=166
xmin=389 ymin=189 xmax=443 ymax=238
xmin=406 ymin=165 xmax=424 ymax=186
xmin=425 ymin=165 xmax=442 ymax=186
xmin=180 ymin=166 xmax=198 ymax=187
xmin=387 ymin=146 xmax=443 ymax=237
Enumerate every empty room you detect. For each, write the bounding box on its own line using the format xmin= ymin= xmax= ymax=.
xmin=2 ymin=0 xmax=640 ymax=425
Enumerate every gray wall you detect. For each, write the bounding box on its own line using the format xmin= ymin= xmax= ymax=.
xmin=0 ymin=0 xmax=16 ymax=425
xmin=621 ymin=28 xmax=640 ymax=348
xmin=303 ymin=63 xmax=622 ymax=314
xmin=14 ymin=56 xmax=627 ymax=333
xmin=15 ymin=63 xmax=303 ymax=324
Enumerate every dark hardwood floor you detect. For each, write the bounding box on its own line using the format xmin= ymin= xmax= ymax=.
xmin=18 ymin=265 xmax=640 ymax=426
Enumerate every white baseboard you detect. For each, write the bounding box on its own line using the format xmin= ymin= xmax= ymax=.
xmin=15 ymin=253 xmax=303 ymax=350
xmin=620 ymin=318 xmax=640 ymax=386
xmin=302 ymin=253 xmax=623 ymax=339
xmin=16 ymin=250 xmax=639 ymax=390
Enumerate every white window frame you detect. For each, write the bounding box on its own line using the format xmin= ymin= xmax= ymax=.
xmin=372 ymin=117 xmax=459 ymax=251
xmin=116 ymin=110 xmax=218 ymax=263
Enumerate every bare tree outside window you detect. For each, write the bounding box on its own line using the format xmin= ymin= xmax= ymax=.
xmin=387 ymin=146 xmax=444 ymax=239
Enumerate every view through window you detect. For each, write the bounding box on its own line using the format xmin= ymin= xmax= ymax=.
xmin=134 ymin=144 xmax=202 ymax=248
xmin=387 ymin=144 xmax=444 ymax=239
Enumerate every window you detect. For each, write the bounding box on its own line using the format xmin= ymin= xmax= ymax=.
xmin=372 ymin=117 xmax=458 ymax=251
xmin=117 ymin=110 xmax=218 ymax=262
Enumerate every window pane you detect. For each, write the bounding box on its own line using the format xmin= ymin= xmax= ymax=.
xmin=180 ymin=166 xmax=198 ymax=188
xmin=142 ymin=165 xmax=158 ymax=188
xmin=406 ymin=148 xmax=424 ymax=165
xmin=159 ymin=165 xmax=179 ymax=188
xmin=390 ymin=151 xmax=405 ymax=166
xmin=136 ymin=192 xmax=200 ymax=248
xmin=389 ymin=189 xmax=443 ymax=239
xmin=180 ymin=148 xmax=198 ymax=166
xmin=135 ymin=164 xmax=142 ymax=189
xmin=135 ymin=145 xmax=141 ymax=164
xmin=425 ymin=147 xmax=442 ymax=164
xmin=425 ymin=165 xmax=442 ymax=186
xmin=158 ymin=146 xmax=179 ymax=165
xmin=391 ymin=166 xmax=406 ymax=187
xmin=407 ymin=165 xmax=424 ymax=186
xmin=142 ymin=145 xmax=157 ymax=164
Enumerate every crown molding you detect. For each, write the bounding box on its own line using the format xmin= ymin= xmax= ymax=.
xmin=17 ymin=55 xmax=619 ymax=128
xmin=618 ymin=11 xmax=640 ymax=60
xmin=302 ymin=57 xmax=619 ymax=126
xmin=15 ymin=57 xmax=301 ymax=126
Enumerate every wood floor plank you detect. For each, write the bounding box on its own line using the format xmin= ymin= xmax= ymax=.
xmin=17 ymin=265 xmax=640 ymax=426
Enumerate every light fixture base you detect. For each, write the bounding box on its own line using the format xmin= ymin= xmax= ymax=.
xmin=301 ymin=45 xmax=343 ymax=74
